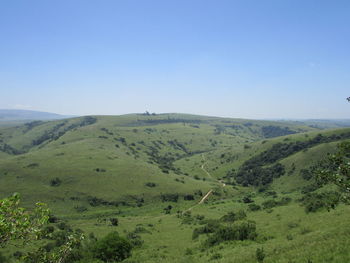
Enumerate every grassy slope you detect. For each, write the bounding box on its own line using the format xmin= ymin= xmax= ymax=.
xmin=0 ymin=114 xmax=315 ymax=208
xmin=1 ymin=114 xmax=350 ymax=262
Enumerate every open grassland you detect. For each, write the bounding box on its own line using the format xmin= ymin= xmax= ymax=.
xmin=1 ymin=114 xmax=350 ymax=262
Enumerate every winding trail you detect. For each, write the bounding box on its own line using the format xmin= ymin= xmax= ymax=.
xmin=183 ymin=153 xmax=225 ymax=213
xmin=201 ymin=154 xmax=212 ymax=179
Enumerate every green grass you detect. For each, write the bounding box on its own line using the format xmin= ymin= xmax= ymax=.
xmin=1 ymin=114 xmax=350 ymax=262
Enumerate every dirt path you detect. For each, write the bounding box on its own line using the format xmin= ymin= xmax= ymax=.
xmin=198 ymin=189 xmax=213 ymax=204
xmin=182 ymin=154 xmax=227 ymax=213
xmin=201 ymin=154 xmax=212 ymax=179
xmin=182 ymin=190 xmax=212 ymax=214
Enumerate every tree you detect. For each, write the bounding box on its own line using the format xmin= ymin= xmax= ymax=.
xmin=313 ymin=97 xmax=350 ymax=204
xmin=0 ymin=193 xmax=84 ymax=263
xmin=0 ymin=193 xmax=49 ymax=246
xmin=315 ymin=141 xmax=350 ymax=203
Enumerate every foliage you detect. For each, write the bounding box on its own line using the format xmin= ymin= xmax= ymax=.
xmin=248 ymin=203 xmax=261 ymax=211
xmin=92 ymin=231 xmax=132 ymax=262
xmin=0 ymin=194 xmax=85 ymax=263
xmin=220 ymin=210 xmax=246 ymax=223
xmin=110 ymin=218 xmax=119 ymax=226
xmin=160 ymin=193 xmax=179 ymax=202
xmin=205 ymin=221 xmax=257 ymax=247
xmin=22 ymin=231 xmax=84 ymax=263
xmin=261 ymin=125 xmax=296 ymax=138
xmin=50 ymin=177 xmax=62 ymax=187
xmin=314 ymin=142 xmax=350 ymax=203
xmin=235 ymin=132 xmax=350 ymax=186
xmin=300 ymin=191 xmax=341 ymax=213
xmin=262 ymin=197 xmax=291 ymax=209
xmin=256 ymin=247 xmax=265 ymax=263
xmin=192 ymin=220 xmax=221 ymax=240
xmin=0 ymin=193 xmax=49 ymax=246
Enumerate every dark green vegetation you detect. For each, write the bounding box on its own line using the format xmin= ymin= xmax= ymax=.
xmin=1 ymin=113 xmax=350 ymax=262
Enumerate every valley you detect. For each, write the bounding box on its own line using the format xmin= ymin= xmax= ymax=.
xmin=0 ymin=113 xmax=350 ymax=262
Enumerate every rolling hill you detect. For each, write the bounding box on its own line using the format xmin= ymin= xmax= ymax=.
xmin=0 ymin=114 xmax=317 ymax=209
xmin=1 ymin=113 xmax=350 ymax=262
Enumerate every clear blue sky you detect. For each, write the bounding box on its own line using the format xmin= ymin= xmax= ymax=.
xmin=1 ymin=0 xmax=349 ymax=118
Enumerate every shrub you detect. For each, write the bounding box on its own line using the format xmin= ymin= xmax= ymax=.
xmin=185 ymin=248 xmax=193 ymax=255
xmin=220 ymin=210 xmax=246 ymax=223
xmin=192 ymin=220 xmax=221 ymax=239
xmin=0 ymin=252 xmax=7 ymax=263
xmin=262 ymin=199 xmax=278 ymax=209
xmin=160 ymin=193 xmax=179 ymax=202
xmin=236 ymin=210 xmax=247 ymax=220
xmin=92 ymin=232 xmax=132 ymax=262
xmin=262 ymin=197 xmax=292 ymax=209
xmin=220 ymin=211 xmax=236 ymax=222
xmin=242 ymin=195 xmax=253 ymax=203
xmin=301 ymin=191 xmax=341 ymax=212
xmin=256 ymin=247 xmax=265 ymax=263
xmin=205 ymin=221 xmax=257 ymax=247
xmin=184 ymin=194 xmax=194 ymax=200
xmin=210 ymin=253 xmax=222 ymax=260
xmin=145 ymin=182 xmax=156 ymax=187
xmin=50 ymin=177 xmax=62 ymax=187
xmin=164 ymin=205 xmax=172 ymax=214
xmin=248 ymin=203 xmax=261 ymax=211
xmin=110 ymin=218 xmax=119 ymax=226
xmin=126 ymin=231 xmax=144 ymax=248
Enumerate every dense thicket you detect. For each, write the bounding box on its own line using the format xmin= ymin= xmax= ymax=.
xmin=235 ymin=132 xmax=350 ymax=186
xmin=261 ymin=125 xmax=296 ymax=138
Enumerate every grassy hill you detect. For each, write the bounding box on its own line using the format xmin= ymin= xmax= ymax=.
xmin=1 ymin=113 xmax=350 ymax=262
xmin=0 ymin=114 xmax=317 ymax=208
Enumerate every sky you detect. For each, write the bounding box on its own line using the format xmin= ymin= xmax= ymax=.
xmin=0 ymin=0 xmax=350 ymax=119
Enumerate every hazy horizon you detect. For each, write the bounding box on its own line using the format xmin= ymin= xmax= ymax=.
xmin=1 ymin=1 xmax=350 ymax=119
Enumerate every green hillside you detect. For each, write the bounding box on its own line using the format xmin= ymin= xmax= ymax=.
xmin=1 ymin=114 xmax=350 ymax=263
xmin=0 ymin=114 xmax=316 ymax=208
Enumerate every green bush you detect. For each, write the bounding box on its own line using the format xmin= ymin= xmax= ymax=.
xmin=92 ymin=232 xmax=132 ymax=262
xmin=192 ymin=220 xmax=221 ymax=239
xmin=248 ymin=203 xmax=261 ymax=211
xmin=301 ymin=191 xmax=341 ymax=212
xmin=220 ymin=210 xmax=246 ymax=222
xmin=0 ymin=252 xmax=7 ymax=263
xmin=205 ymin=221 xmax=257 ymax=247
xmin=256 ymin=247 xmax=265 ymax=262
xmin=50 ymin=177 xmax=62 ymax=187
xmin=110 ymin=218 xmax=118 ymax=226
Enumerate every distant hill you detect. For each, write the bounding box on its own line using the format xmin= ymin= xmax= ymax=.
xmin=268 ymin=119 xmax=350 ymax=129
xmin=0 ymin=109 xmax=74 ymax=121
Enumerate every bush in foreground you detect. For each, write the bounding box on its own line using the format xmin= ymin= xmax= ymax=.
xmin=92 ymin=232 xmax=132 ymax=262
